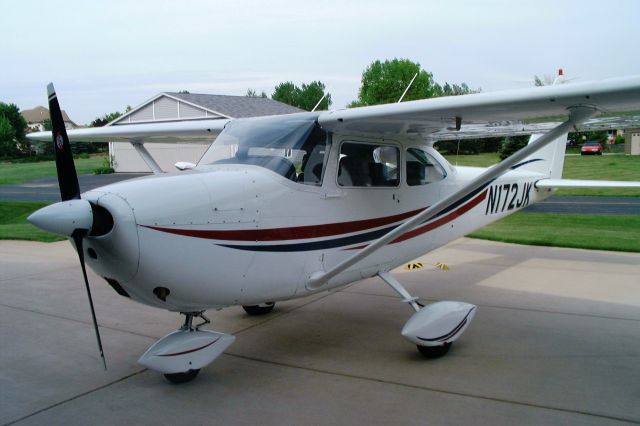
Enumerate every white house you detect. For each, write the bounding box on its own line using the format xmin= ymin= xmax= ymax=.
xmin=108 ymin=92 xmax=303 ymax=172
xmin=21 ymin=105 xmax=79 ymax=131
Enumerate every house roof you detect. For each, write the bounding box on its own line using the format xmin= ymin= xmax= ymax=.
xmin=165 ymin=92 xmax=304 ymax=118
xmin=21 ymin=106 xmax=75 ymax=124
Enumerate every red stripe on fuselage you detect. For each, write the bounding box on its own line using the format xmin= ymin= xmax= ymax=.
xmin=142 ymin=207 xmax=426 ymax=242
xmin=345 ymin=189 xmax=488 ymax=250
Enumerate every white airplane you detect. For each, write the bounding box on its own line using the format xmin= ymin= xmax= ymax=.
xmin=27 ymin=76 xmax=640 ymax=383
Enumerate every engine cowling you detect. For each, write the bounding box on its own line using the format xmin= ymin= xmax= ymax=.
xmin=401 ymin=301 xmax=476 ymax=346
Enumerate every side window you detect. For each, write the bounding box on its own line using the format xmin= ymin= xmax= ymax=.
xmin=406 ymin=147 xmax=447 ymax=186
xmin=338 ymin=142 xmax=399 ymax=187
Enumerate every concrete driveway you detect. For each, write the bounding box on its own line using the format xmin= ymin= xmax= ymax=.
xmin=1 ymin=238 xmax=639 ymax=425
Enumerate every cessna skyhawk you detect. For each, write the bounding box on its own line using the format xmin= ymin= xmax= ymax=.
xmin=27 ymin=75 xmax=640 ymax=383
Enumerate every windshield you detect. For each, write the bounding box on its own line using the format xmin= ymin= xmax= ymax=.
xmin=198 ymin=114 xmax=329 ymax=185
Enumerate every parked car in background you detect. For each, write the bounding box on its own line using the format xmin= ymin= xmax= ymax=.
xmin=580 ymin=141 xmax=603 ymax=155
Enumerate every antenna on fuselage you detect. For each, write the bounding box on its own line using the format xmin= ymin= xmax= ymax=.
xmin=311 ymin=93 xmax=328 ymax=112
xmin=398 ymin=73 xmax=418 ymax=103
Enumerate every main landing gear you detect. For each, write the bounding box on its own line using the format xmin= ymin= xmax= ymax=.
xmin=377 ymin=271 xmax=476 ymax=358
xmin=242 ymin=302 xmax=275 ymax=316
xmin=137 ymin=311 xmax=236 ymax=384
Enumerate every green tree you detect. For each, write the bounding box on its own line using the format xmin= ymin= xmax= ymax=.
xmin=349 ymin=58 xmax=478 ymax=107
xmin=0 ymin=116 xmax=17 ymax=157
xmin=569 ymin=130 xmax=608 ymax=145
xmin=90 ymin=111 xmax=124 ymax=127
xmin=348 ymin=58 xmax=439 ymax=107
xmin=298 ymin=81 xmax=331 ymax=111
xmin=272 ymin=81 xmax=300 ymax=106
xmin=499 ymin=136 xmax=530 ymax=160
xmin=246 ymin=88 xmax=268 ymax=98
xmin=272 ymin=81 xmax=331 ymax=111
xmin=83 ymin=110 xmax=126 ymax=154
xmin=0 ymin=102 xmax=29 ymax=156
xmin=435 ymin=137 xmax=502 ymax=155
xmin=433 ymin=82 xmax=479 ymax=97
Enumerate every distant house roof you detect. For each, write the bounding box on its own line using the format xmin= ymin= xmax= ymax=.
xmin=110 ymin=92 xmax=304 ymax=126
xmin=21 ymin=105 xmax=76 ymax=125
xmin=167 ymin=92 xmax=303 ymax=118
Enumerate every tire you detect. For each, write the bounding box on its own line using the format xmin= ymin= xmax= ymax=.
xmin=242 ymin=302 xmax=275 ymax=316
xmin=417 ymin=342 xmax=452 ymax=359
xmin=164 ymin=369 xmax=200 ymax=384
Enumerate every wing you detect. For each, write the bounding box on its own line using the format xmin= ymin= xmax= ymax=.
xmin=27 ymin=119 xmax=230 ymax=143
xmin=318 ymin=75 xmax=640 ymax=140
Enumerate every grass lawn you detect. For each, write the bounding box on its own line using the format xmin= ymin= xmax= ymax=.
xmin=0 ymin=201 xmax=65 ymax=242
xmin=443 ymin=152 xmax=640 ymax=196
xmin=556 ymin=155 xmax=640 ymax=196
xmin=0 ymin=155 xmax=107 ymax=185
xmin=444 ymin=153 xmax=500 ymax=168
xmin=468 ymin=212 xmax=640 ymax=252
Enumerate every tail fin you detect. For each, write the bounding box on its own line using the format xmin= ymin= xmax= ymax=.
xmin=517 ymin=132 xmax=567 ymax=178
xmin=518 ymin=69 xmax=569 ymax=178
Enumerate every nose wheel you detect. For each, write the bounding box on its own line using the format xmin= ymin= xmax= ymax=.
xmin=165 ymin=369 xmax=200 ymax=384
xmin=417 ymin=342 xmax=451 ymax=358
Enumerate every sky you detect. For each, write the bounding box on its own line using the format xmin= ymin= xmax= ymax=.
xmin=2 ymin=0 xmax=640 ymax=125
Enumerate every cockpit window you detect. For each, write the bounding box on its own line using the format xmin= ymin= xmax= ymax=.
xmin=406 ymin=147 xmax=447 ymax=186
xmin=198 ymin=115 xmax=328 ymax=185
xmin=338 ymin=142 xmax=399 ymax=187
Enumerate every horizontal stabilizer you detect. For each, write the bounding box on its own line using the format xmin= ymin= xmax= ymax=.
xmin=535 ymin=179 xmax=640 ymax=189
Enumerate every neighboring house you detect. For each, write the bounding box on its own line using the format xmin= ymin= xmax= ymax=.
xmin=21 ymin=105 xmax=79 ymax=132
xmin=21 ymin=106 xmax=80 ymax=154
xmin=108 ymin=92 xmax=304 ymax=172
xmin=625 ymin=128 xmax=640 ymax=155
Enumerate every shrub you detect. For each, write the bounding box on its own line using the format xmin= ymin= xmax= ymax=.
xmin=499 ymin=136 xmax=529 ymax=160
xmin=93 ymin=155 xmax=114 ymax=174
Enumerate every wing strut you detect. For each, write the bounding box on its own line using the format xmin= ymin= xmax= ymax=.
xmin=307 ymin=106 xmax=597 ymax=289
xmin=131 ymin=140 xmax=164 ymax=174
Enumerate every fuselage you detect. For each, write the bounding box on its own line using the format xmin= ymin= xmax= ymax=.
xmin=80 ymin=126 xmax=551 ymax=312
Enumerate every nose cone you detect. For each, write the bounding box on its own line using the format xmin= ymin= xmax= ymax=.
xmin=27 ymin=199 xmax=93 ymax=236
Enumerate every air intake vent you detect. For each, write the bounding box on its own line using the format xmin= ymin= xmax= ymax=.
xmin=89 ymin=204 xmax=114 ymax=236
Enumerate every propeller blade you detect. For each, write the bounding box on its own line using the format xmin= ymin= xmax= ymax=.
xmin=72 ymin=229 xmax=108 ymax=370
xmin=47 ymin=83 xmax=80 ymax=201
xmin=45 ymin=84 xmax=108 ymax=369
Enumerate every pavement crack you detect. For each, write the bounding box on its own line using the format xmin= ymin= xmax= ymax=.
xmin=224 ymin=352 xmax=640 ymax=424
xmin=0 ymin=303 xmax=159 ymax=340
xmin=3 ymin=369 xmax=148 ymax=426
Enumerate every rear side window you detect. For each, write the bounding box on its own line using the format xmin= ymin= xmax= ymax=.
xmin=406 ymin=147 xmax=447 ymax=186
xmin=338 ymin=142 xmax=399 ymax=187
